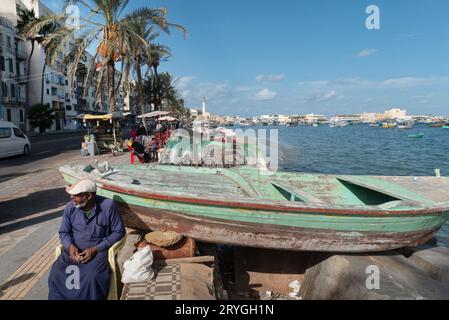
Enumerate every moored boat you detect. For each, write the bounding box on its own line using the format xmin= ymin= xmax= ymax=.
xmin=408 ymin=133 xmax=424 ymax=139
xmin=398 ymin=122 xmax=413 ymax=129
xmin=59 ymin=163 xmax=449 ymax=253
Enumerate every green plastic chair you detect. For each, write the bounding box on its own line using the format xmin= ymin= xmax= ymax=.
xmin=54 ymin=236 xmax=126 ymax=300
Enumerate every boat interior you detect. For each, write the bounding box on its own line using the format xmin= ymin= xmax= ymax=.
xmin=75 ymin=164 xmax=449 ymax=208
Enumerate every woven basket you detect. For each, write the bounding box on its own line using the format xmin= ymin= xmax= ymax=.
xmin=145 ymin=231 xmax=183 ymax=248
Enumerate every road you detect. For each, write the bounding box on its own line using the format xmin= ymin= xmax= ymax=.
xmin=0 ymin=133 xmax=83 ymax=183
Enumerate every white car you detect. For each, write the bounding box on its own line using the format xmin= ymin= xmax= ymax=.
xmin=0 ymin=120 xmax=31 ymax=158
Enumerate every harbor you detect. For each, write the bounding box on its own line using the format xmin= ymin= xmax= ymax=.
xmin=1 ymin=0 xmax=449 ymax=305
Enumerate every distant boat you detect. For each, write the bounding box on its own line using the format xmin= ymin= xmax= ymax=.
xmin=382 ymin=122 xmax=397 ymax=129
xmin=429 ymin=123 xmax=447 ymax=127
xmin=442 ymin=126 xmax=449 ymax=129
xmin=329 ymin=121 xmax=348 ymax=128
xmin=369 ymin=122 xmax=380 ymax=127
xmin=398 ymin=123 xmax=413 ymax=129
xmin=408 ymin=133 xmax=424 ymax=139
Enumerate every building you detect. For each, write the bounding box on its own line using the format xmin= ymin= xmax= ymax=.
xmin=0 ymin=2 xmax=28 ymax=130
xmin=303 ymin=113 xmax=327 ymax=124
xmin=384 ymin=108 xmax=407 ymax=120
xmin=0 ymin=0 xmax=128 ymax=132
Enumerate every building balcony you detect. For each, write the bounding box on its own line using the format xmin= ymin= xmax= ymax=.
xmin=15 ymin=48 xmax=27 ymax=60
xmin=16 ymin=74 xmax=27 ymax=84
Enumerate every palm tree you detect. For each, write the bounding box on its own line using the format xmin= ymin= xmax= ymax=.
xmin=144 ymin=72 xmax=188 ymax=116
xmin=148 ymin=42 xmax=171 ymax=111
xmin=21 ymin=0 xmax=186 ymax=113
xmin=121 ymin=16 xmax=185 ymax=114
xmin=17 ymin=8 xmax=39 ymax=111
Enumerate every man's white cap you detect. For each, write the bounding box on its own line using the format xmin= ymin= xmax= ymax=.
xmin=66 ymin=179 xmax=97 ymax=195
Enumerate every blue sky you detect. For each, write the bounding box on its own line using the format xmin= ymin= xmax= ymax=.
xmin=43 ymin=0 xmax=449 ymax=117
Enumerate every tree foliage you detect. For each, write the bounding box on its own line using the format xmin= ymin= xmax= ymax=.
xmin=27 ymin=104 xmax=55 ymax=133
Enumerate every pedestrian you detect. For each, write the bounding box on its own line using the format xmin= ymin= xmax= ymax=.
xmin=136 ymin=123 xmax=147 ymax=137
xmin=130 ymin=126 xmax=137 ymax=139
xmin=48 ymin=179 xmax=126 ymax=300
xmin=150 ymin=138 xmax=159 ymax=162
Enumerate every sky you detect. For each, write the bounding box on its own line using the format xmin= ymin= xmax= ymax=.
xmin=42 ymin=0 xmax=449 ymax=117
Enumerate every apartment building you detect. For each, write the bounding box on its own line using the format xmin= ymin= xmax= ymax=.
xmin=0 ymin=6 xmax=27 ymax=131
xmin=0 ymin=0 xmax=129 ymax=132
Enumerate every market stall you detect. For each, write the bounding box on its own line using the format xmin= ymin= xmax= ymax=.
xmin=81 ymin=112 xmax=124 ymax=155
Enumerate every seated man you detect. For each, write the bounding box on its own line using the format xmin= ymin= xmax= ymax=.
xmin=48 ymin=179 xmax=126 ymax=300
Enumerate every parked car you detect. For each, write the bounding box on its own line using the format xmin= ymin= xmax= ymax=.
xmin=0 ymin=120 xmax=31 ymax=158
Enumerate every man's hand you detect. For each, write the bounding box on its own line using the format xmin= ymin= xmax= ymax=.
xmin=78 ymin=247 xmax=98 ymax=264
xmin=69 ymin=244 xmax=81 ymax=263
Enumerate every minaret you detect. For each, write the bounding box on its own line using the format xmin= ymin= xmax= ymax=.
xmin=202 ymin=96 xmax=206 ymax=115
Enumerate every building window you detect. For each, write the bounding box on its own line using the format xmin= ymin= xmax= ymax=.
xmin=46 ymin=89 xmax=50 ymax=95
xmin=6 ymin=109 xmax=11 ymax=122
xmin=66 ymin=105 xmax=72 ymax=111
xmin=0 ymin=57 xmax=4 ymax=71
xmin=10 ymin=84 xmax=15 ymax=98
xmin=9 ymin=59 xmax=13 ymax=73
xmin=2 ymin=82 xmax=7 ymax=97
xmin=7 ymin=36 xmax=11 ymax=48
xmin=19 ymin=109 xmax=24 ymax=123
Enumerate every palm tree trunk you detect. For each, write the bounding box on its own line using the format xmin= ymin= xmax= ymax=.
xmin=136 ymin=67 xmax=145 ymax=115
xmin=107 ymin=60 xmax=117 ymax=112
xmin=25 ymin=40 xmax=35 ymax=132
xmin=153 ymin=65 xmax=160 ymax=111
xmin=40 ymin=62 xmax=46 ymax=105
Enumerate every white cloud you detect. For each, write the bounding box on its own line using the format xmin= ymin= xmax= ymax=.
xmin=380 ymin=77 xmax=449 ymax=88
xmin=412 ymin=94 xmax=434 ymax=99
xmin=315 ymin=90 xmax=338 ymax=102
xmin=299 ymin=90 xmax=344 ymax=104
xmin=254 ymin=88 xmax=277 ymax=101
xmin=357 ymin=48 xmax=378 ymax=57
xmin=176 ymin=76 xmax=196 ymax=90
xmin=256 ymin=74 xmax=285 ymax=82
xmin=299 ymin=78 xmax=367 ymax=87
xmin=299 ymin=76 xmax=449 ymax=90
xmin=235 ymin=85 xmax=256 ymax=92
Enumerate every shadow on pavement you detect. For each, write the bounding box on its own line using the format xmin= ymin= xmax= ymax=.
xmin=0 ymin=273 xmax=36 ymax=297
xmin=0 ymin=168 xmax=48 ymax=184
xmin=0 ymin=188 xmax=68 ymax=231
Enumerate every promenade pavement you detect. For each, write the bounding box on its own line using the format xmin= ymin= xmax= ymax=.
xmin=0 ymin=150 xmax=130 ymax=300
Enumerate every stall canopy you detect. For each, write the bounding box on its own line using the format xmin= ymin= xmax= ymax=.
xmin=158 ymin=116 xmax=177 ymax=122
xmin=137 ymin=111 xmax=169 ymax=119
xmin=83 ymin=112 xmax=124 ymax=121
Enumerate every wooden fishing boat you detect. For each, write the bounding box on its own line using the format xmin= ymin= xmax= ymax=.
xmin=59 ymin=163 xmax=449 ymax=253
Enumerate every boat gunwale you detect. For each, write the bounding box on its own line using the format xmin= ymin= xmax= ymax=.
xmin=59 ymin=166 xmax=449 ymax=217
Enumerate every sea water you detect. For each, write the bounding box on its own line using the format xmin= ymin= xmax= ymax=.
xmin=235 ymin=123 xmax=449 ymax=247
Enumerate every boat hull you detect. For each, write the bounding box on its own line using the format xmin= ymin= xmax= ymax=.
xmin=60 ymin=167 xmax=449 ymax=252
xmin=117 ymin=201 xmax=438 ymax=252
